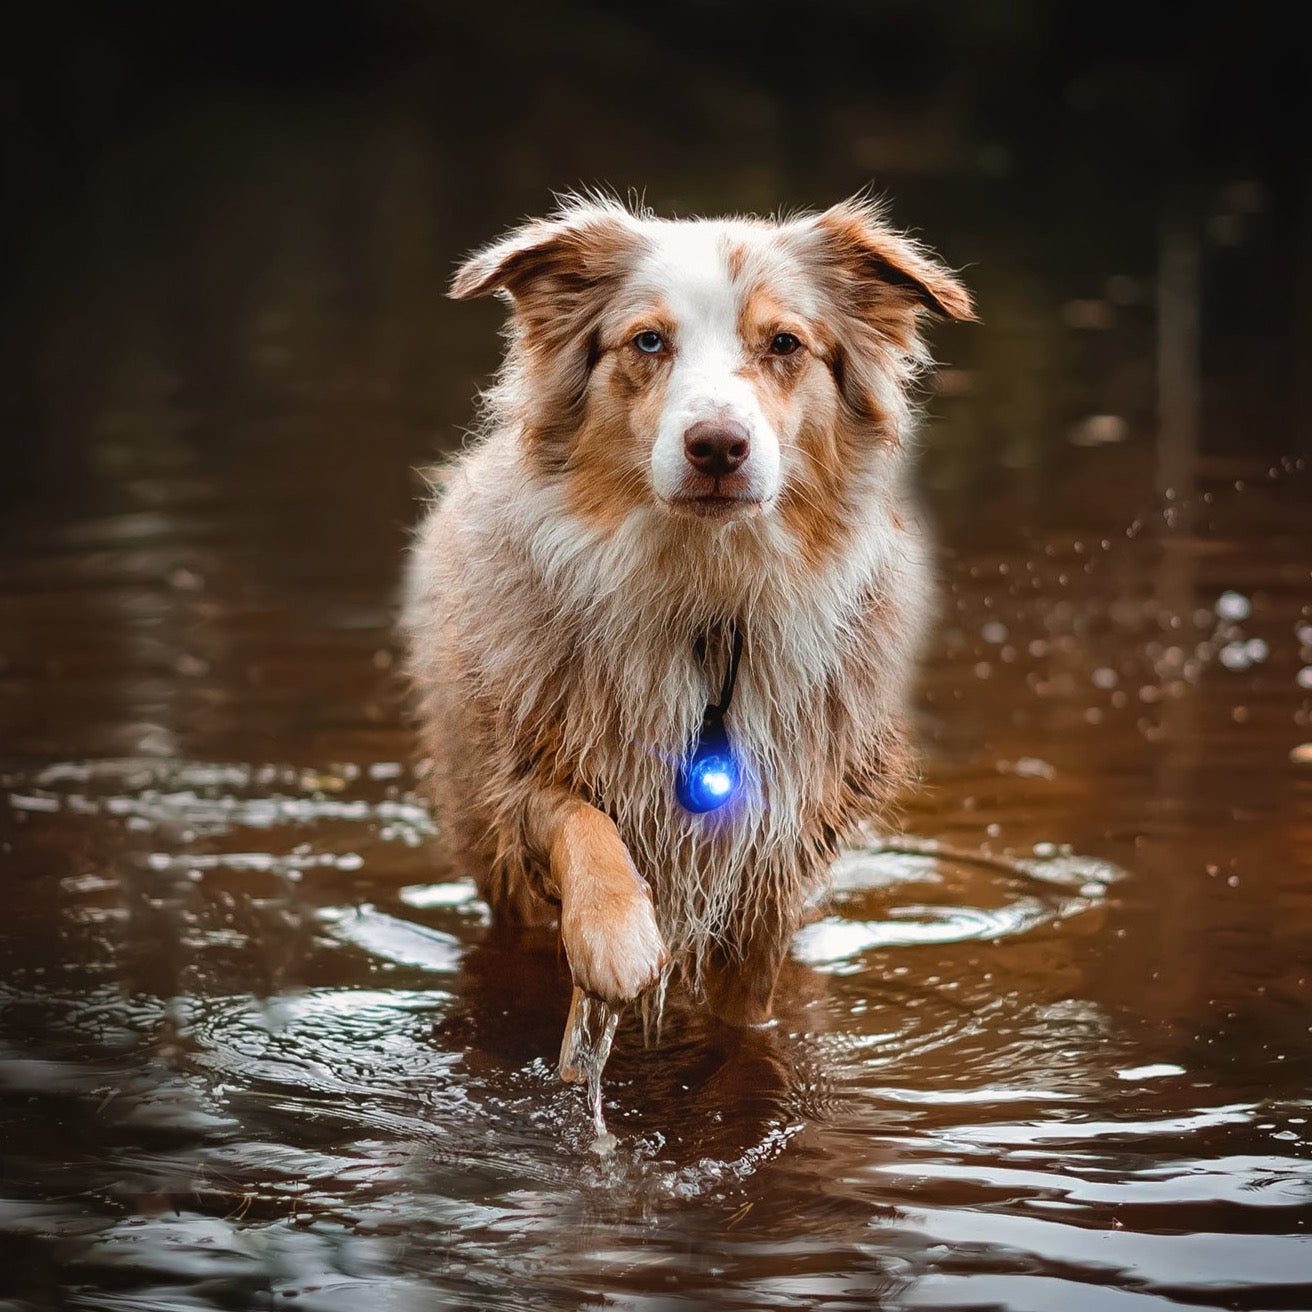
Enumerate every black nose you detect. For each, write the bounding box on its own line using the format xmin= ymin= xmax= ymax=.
xmin=683 ymin=420 xmax=750 ymax=478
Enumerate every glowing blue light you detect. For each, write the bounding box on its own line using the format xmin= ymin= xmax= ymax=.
xmin=676 ymin=721 xmax=742 ymax=814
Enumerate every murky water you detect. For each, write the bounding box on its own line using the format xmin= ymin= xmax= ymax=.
xmin=3 ymin=51 xmax=1312 ymax=1312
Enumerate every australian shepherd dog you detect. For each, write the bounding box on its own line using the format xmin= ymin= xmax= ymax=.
xmin=403 ymin=195 xmax=973 ymax=1033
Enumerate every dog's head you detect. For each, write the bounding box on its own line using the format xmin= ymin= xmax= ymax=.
xmin=451 ymin=195 xmax=972 ymax=556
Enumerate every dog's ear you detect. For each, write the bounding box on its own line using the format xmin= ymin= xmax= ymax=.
xmin=449 ymin=217 xmax=563 ymax=302
xmin=449 ymin=203 xmax=639 ymax=310
xmin=790 ymin=197 xmax=973 ymax=434
xmin=450 ymin=202 xmax=643 ymax=440
xmin=801 ymin=196 xmax=975 ymax=325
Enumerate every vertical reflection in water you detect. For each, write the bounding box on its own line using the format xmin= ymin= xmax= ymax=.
xmin=1153 ymin=215 xmax=1203 ymax=1008
xmin=1157 ymin=218 xmax=1200 ymax=530
xmin=1294 ymin=167 xmax=1312 ymax=454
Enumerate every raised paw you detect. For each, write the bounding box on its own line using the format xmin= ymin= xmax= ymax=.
xmin=560 ymin=872 xmax=669 ymax=1007
xmin=549 ymin=803 xmax=670 ymax=1007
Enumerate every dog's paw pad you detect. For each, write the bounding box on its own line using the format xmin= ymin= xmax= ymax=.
xmin=562 ymin=889 xmax=669 ymax=1008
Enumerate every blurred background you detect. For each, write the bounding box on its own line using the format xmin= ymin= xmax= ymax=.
xmin=1 ymin=0 xmax=1307 ymax=761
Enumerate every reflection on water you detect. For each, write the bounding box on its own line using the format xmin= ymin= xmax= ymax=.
xmin=3 ymin=35 xmax=1312 ymax=1311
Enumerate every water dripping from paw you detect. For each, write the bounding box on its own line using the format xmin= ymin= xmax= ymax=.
xmin=559 ymin=985 xmax=621 ymax=1156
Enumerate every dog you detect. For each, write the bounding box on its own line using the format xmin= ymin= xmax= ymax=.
xmin=402 ymin=194 xmax=972 ymax=1029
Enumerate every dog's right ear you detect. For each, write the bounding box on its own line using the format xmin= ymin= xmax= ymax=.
xmin=450 ymin=201 xmax=643 ymax=432
xmin=449 ymin=217 xmax=563 ymax=301
xmin=449 ymin=203 xmax=639 ymax=308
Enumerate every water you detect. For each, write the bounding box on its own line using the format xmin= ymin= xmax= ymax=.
xmin=559 ymin=987 xmax=623 ymax=1153
xmin=3 ymin=31 xmax=1312 ymax=1311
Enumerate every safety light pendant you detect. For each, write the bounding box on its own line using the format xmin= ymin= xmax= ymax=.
xmin=675 ymin=620 xmax=745 ymax=814
xmin=675 ymin=711 xmax=741 ymax=813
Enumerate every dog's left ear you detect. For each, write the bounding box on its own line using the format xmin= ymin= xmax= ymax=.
xmin=801 ymin=197 xmax=976 ymax=325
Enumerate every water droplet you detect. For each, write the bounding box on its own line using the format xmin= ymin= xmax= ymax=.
xmin=1215 ymin=591 xmax=1251 ymax=622
xmin=1219 ymin=643 xmax=1251 ymax=671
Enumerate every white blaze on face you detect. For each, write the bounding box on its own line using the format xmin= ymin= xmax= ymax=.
xmin=640 ymin=224 xmax=783 ymax=507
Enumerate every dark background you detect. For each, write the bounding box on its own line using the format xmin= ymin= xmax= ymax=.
xmin=0 ymin=0 xmax=1308 ymax=763
xmin=2 ymin=0 xmax=1307 ymax=495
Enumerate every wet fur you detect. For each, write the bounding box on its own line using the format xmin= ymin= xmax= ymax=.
xmin=403 ymin=194 xmax=972 ymax=1023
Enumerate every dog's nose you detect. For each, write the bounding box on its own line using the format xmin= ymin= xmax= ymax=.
xmin=683 ymin=420 xmax=750 ymax=478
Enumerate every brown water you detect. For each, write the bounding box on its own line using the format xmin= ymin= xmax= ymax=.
xmin=3 ymin=77 xmax=1312 ymax=1312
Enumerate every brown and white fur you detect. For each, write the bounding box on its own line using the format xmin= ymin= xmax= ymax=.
xmin=402 ymin=195 xmax=973 ymax=1028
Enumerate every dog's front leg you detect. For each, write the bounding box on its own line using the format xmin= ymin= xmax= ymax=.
xmin=523 ymin=792 xmax=669 ymax=1006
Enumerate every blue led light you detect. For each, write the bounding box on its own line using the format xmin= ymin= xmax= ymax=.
xmin=698 ymin=762 xmax=734 ymax=799
xmin=676 ymin=717 xmax=741 ymax=813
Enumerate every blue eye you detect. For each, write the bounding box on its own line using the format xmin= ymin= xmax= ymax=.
xmin=634 ymin=331 xmax=665 ymax=354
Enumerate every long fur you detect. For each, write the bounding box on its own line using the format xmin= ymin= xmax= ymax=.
xmin=403 ymin=193 xmax=973 ymax=1001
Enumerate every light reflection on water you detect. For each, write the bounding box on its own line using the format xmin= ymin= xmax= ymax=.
xmin=5 ymin=734 xmax=1312 ymax=1308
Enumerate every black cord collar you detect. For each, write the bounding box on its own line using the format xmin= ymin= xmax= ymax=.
xmin=677 ymin=620 xmax=744 ymax=813
xmin=693 ymin=620 xmax=744 ymax=721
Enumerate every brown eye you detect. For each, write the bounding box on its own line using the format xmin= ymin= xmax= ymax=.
xmin=769 ymin=332 xmax=801 ymax=356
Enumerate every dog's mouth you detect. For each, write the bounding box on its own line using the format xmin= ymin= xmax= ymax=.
xmin=667 ymin=493 xmax=765 ymax=521
xmin=663 ymin=476 xmax=766 ymax=521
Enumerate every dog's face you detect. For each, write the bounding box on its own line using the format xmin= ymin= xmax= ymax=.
xmin=451 ymin=197 xmax=972 ymax=554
